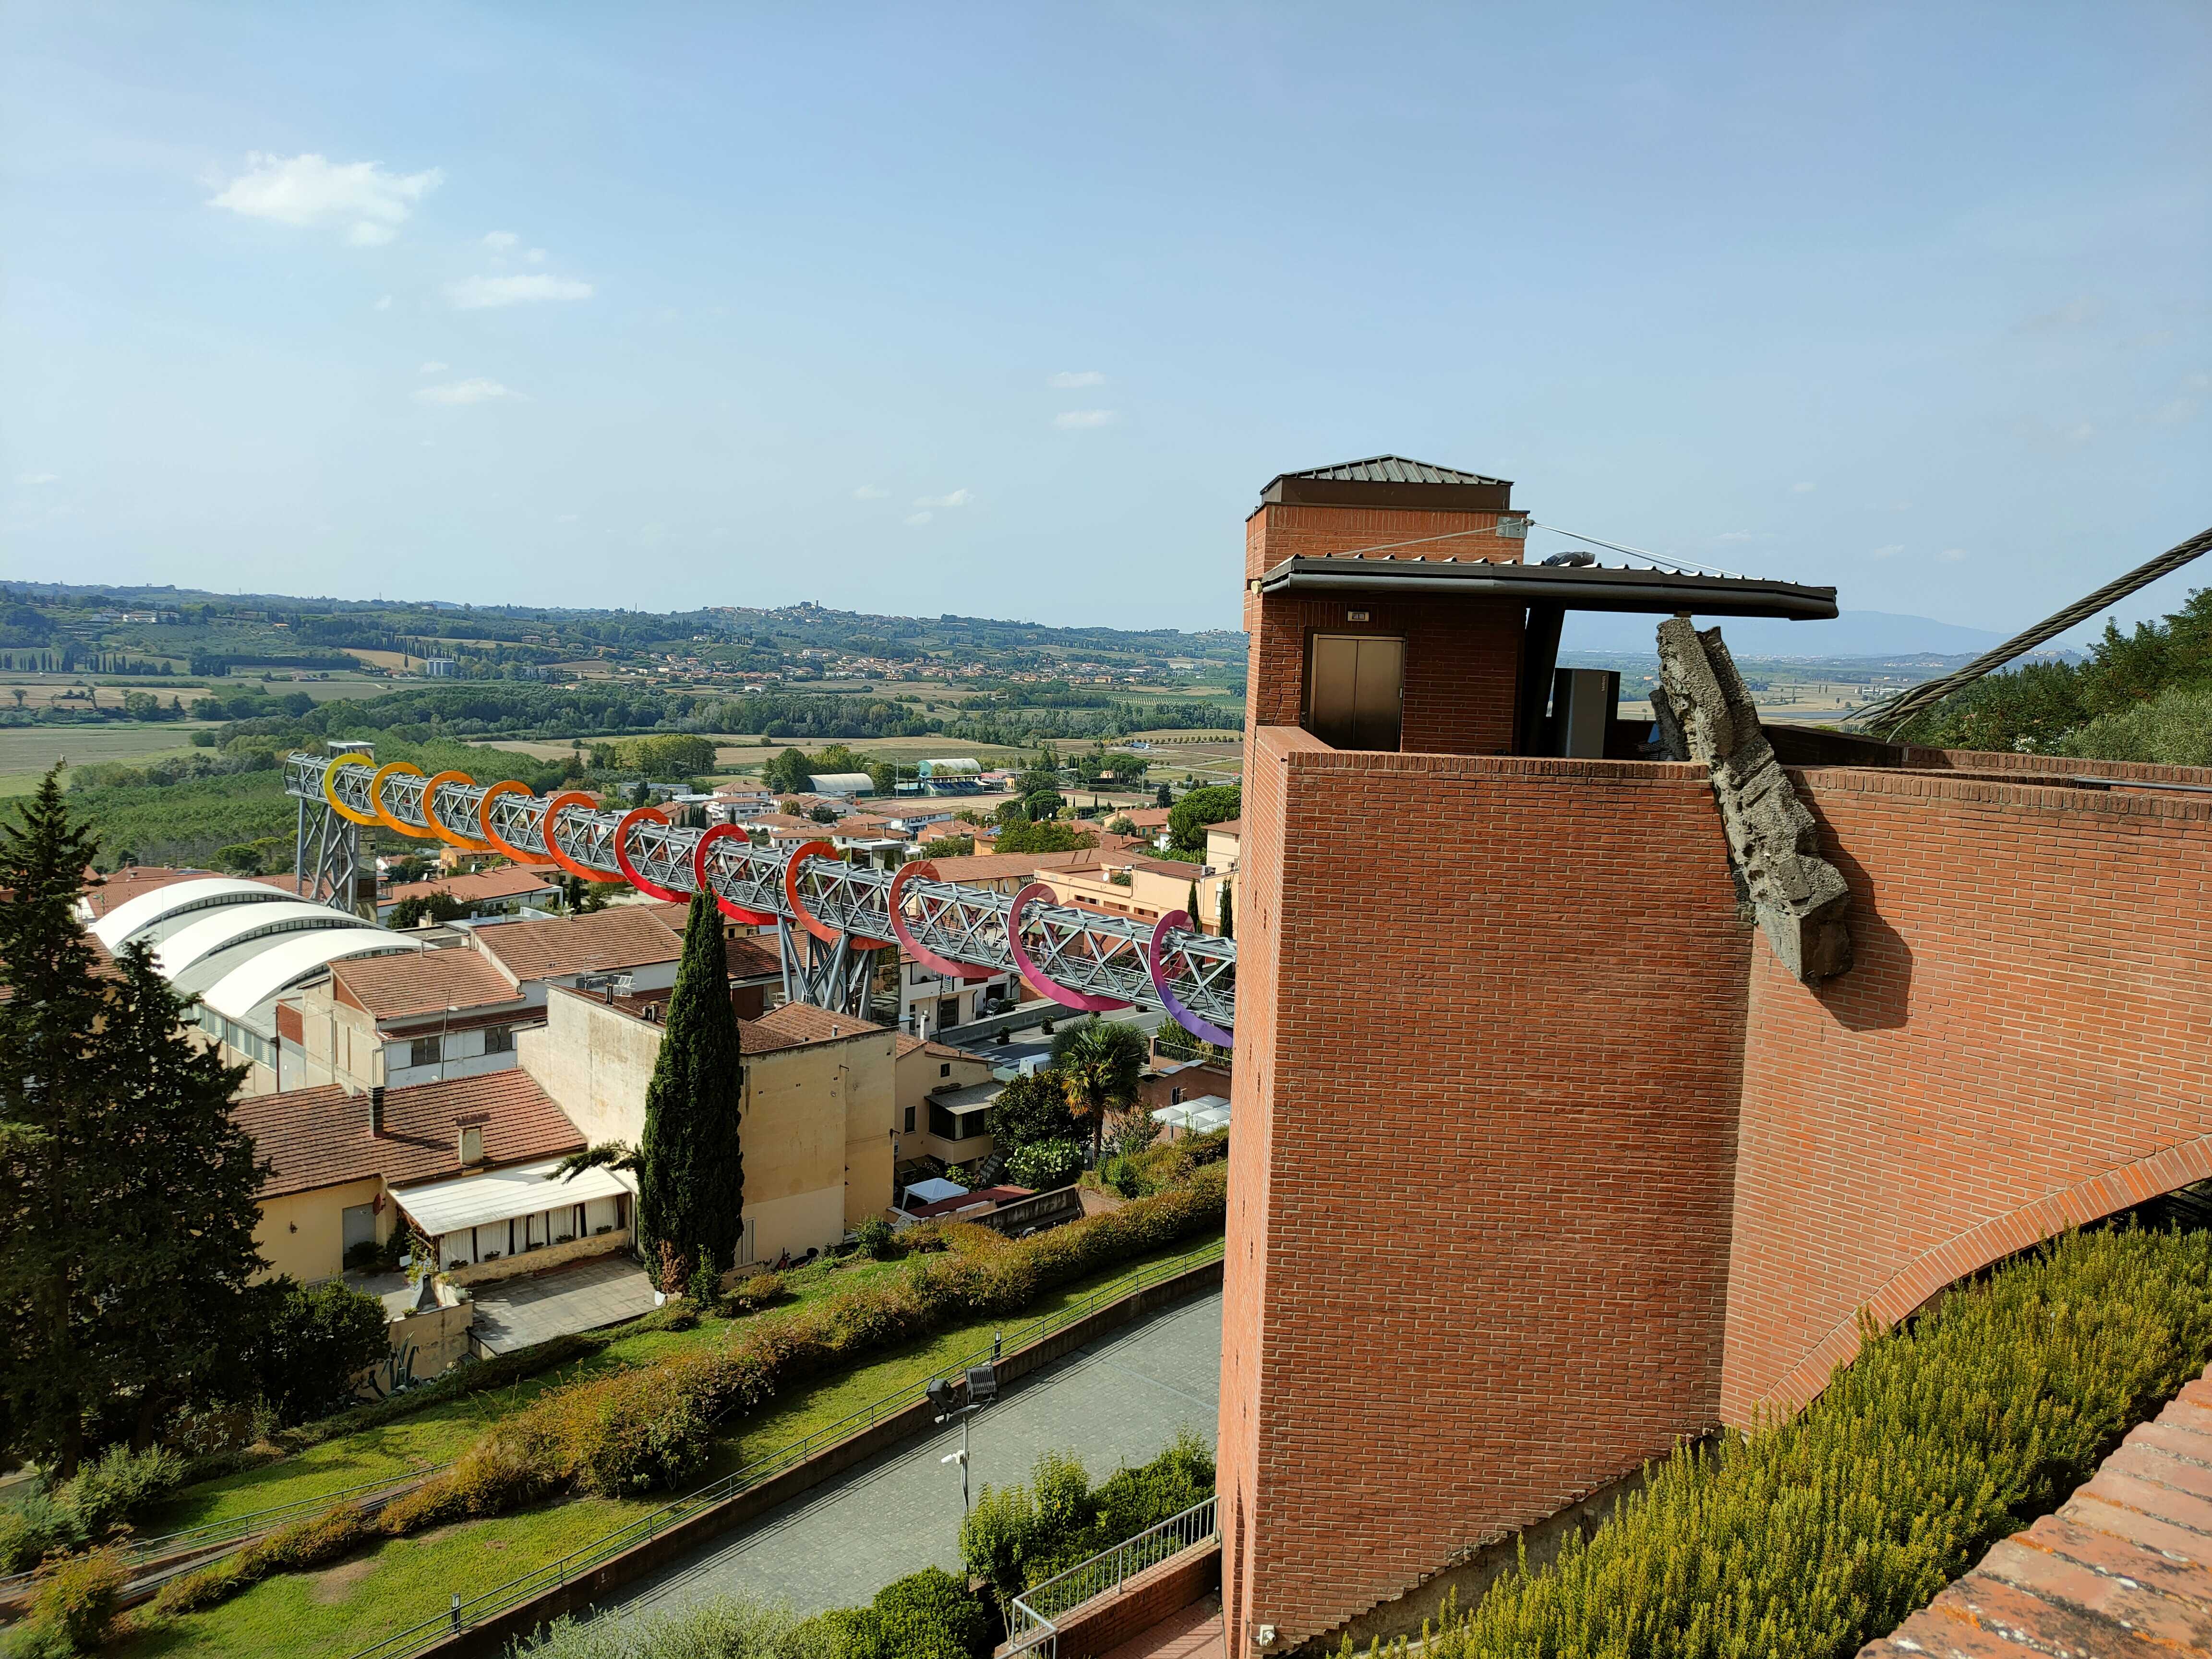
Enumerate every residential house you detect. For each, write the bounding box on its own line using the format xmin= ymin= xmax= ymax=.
xmin=377 ymin=866 xmax=562 ymax=923
xmin=893 ymin=1033 xmax=996 ymax=1173
xmin=519 ymin=991 xmax=895 ymax=1265
xmin=234 ymin=1070 xmax=587 ymax=1284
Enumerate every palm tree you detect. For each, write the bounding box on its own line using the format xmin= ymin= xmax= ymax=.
xmin=1048 ymin=1018 xmax=1149 ymax=1162
xmin=548 ymin=1141 xmax=639 ymax=1181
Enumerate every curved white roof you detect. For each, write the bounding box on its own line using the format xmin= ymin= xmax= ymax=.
xmin=91 ymin=878 xmax=296 ymax=951
xmin=200 ymin=929 xmax=423 ymax=1023
xmin=154 ymin=901 xmax=369 ymax=980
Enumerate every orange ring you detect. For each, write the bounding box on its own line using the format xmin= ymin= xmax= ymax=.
xmin=784 ymin=838 xmax=891 ymax=951
xmin=692 ymin=825 xmax=781 ymax=925
xmin=420 ymin=771 xmax=493 ymax=852
xmin=613 ymin=806 xmax=686 ymax=903
xmin=541 ymin=791 xmax=620 ymax=882
xmin=323 ymin=754 xmax=382 ymax=826
xmin=475 ymin=780 xmax=545 ymax=865
xmin=369 ymin=762 xmax=438 ymax=840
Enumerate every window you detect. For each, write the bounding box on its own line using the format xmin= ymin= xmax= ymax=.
xmin=1305 ymin=633 xmax=1405 ymax=751
xmin=929 ymin=1102 xmax=956 ymax=1139
xmin=409 ymin=1036 xmax=441 ymax=1069
xmin=904 ymin=1106 xmax=916 ymax=1133
xmin=939 ymin=1062 xmax=951 ymax=1077
xmin=1171 ymin=1087 xmax=1184 ymax=1105
xmin=483 ymin=1025 xmax=513 ymax=1055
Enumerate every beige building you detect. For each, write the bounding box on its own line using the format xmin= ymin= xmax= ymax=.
xmin=893 ymin=1033 xmax=998 ymax=1171
xmin=518 ymin=989 xmax=896 ymax=1265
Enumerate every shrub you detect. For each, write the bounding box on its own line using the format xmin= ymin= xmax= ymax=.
xmin=241 ymin=1276 xmax=390 ymax=1425
xmin=962 ymin=1432 xmax=1214 ymax=1603
xmin=853 ymin=1216 xmax=895 ymax=1260
xmin=24 ymin=1546 xmax=128 ymax=1652
xmin=725 ymin=1271 xmax=785 ymax=1313
xmin=57 ymin=1443 xmax=185 ymax=1540
xmin=802 ymin=1567 xmax=989 ymax=1659
xmin=1007 ymin=1138 xmax=1082 ymax=1191
xmin=513 ymin=1594 xmax=826 ymax=1657
xmin=0 ymin=1489 xmax=86 ymax=1575
xmin=1102 ymin=1156 xmax=1142 ymax=1199
xmin=154 ymin=1501 xmax=372 ymax=1615
xmin=1371 ymin=1223 xmax=2212 ymax=1659
xmin=687 ymin=1252 xmax=724 ymax=1311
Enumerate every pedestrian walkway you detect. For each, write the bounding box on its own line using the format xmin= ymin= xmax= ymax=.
xmin=1102 ymin=1596 xmax=1225 ymax=1659
xmin=467 ymin=1254 xmax=658 ymax=1353
xmin=610 ymin=1286 xmax=1224 ymax=1618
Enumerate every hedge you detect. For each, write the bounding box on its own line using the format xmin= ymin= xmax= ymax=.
xmin=156 ymin=1164 xmax=1227 ymax=1615
xmin=961 ymin=1429 xmax=1215 ymax=1604
xmin=1342 ymin=1222 xmax=2212 ymax=1659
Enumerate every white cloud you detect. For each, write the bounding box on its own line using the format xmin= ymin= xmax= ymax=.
xmin=1791 ymin=481 xmax=1816 ymax=493
xmin=16 ymin=472 xmax=57 ymax=486
xmin=1053 ymin=409 xmax=1117 ymax=429
xmin=1716 ymin=531 xmax=1756 ymax=543
xmin=525 ymin=248 xmax=547 ymax=264
xmin=417 ymin=361 xmax=448 ymax=374
xmin=1870 ymin=544 xmax=1904 ymax=560
xmin=208 ymin=152 xmax=441 ymax=246
xmin=1048 ymin=371 xmax=1105 ymax=388
xmin=373 ymin=295 xmax=393 ymax=311
xmin=445 ymin=273 xmax=594 ymax=310
xmin=914 ymin=489 xmax=970 ymax=509
xmin=852 ymin=485 xmax=889 ymax=500
xmin=412 ymin=378 xmax=517 ymax=405
xmin=905 ymin=510 xmax=934 ymax=526
xmin=1938 ymin=547 xmax=1971 ymax=563
xmin=482 ymin=230 xmax=519 ymax=251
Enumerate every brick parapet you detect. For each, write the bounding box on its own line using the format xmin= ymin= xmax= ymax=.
xmin=1221 ymin=727 xmax=1748 ymax=1652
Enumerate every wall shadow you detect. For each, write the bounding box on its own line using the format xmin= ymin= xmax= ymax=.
xmin=1811 ymin=812 xmax=1912 ymax=1033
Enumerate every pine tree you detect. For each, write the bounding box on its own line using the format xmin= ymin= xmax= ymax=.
xmin=95 ymin=943 xmax=267 ymax=1447
xmin=636 ymin=891 xmax=746 ymax=1280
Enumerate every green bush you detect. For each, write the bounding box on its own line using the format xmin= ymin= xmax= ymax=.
xmin=21 ymin=1546 xmax=128 ymax=1653
xmin=726 ymin=1271 xmax=786 ymax=1313
xmin=514 ymin=1594 xmax=828 ymax=1657
xmin=56 ymin=1443 xmax=185 ymax=1540
xmin=853 ymin=1217 xmax=895 ymax=1260
xmin=152 ymin=1500 xmax=372 ymax=1615
xmin=802 ymin=1566 xmax=989 ymax=1659
xmin=241 ymin=1276 xmax=390 ymax=1425
xmin=1360 ymin=1223 xmax=2212 ymax=1659
xmin=1006 ymin=1139 xmax=1082 ymax=1191
xmin=2062 ymin=682 xmax=2212 ymax=768
xmin=962 ymin=1430 xmax=1215 ymax=1603
xmin=0 ymin=1489 xmax=86 ymax=1575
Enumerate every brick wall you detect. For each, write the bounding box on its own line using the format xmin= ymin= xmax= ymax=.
xmin=1220 ymin=729 xmax=1750 ymax=1652
xmin=1721 ymin=766 xmax=2212 ymax=1420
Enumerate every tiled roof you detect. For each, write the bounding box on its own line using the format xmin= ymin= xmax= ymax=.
xmin=724 ymin=933 xmax=781 ymax=980
xmin=474 ymin=907 xmax=682 ymax=982
xmin=1127 ymin=808 xmax=1173 ymax=828
xmin=1281 ymin=455 xmax=1511 ymax=486
xmin=1206 ymin=819 xmax=1242 ymax=837
xmin=383 ymin=867 xmax=561 ymax=905
xmin=235 ymin=1070 xmax=583 ymax=1200
xmin=330 ymin=949 xmax=525 ymax=1021
xmin=80 ymin=866 xmax=205 ymax=920
xmin=907 ymin=1184 xmax=1034 ymax=1220
xmin=922 ymin=849 xmax=1106 ymax=883
xmin=740 ymin=813 xmax=821 ymax=832
xmin=1865 ymin=1359 xmax=2212 ymax=1659
xmin=744 ymin=1001 xmax=886 ymax=1053
xmin=894 ymin=1032 xmax=991 ymax=1063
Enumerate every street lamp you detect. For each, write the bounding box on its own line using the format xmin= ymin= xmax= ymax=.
xmin=927 ymin=1335 xmax=1001 ymax=1514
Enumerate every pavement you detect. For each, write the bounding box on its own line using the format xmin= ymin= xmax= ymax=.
xmin=1102 ymin=1596 xmax=1225 ymax=1659
xmin=607 ymin=1285 xmax=1224 ymax=1619
xmin=465 ymin=1255 xmax=659 ymax=1353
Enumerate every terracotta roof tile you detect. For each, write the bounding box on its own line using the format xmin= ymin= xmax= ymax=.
xmin=382 ymin=867 xmax=562 ymax=905
xmin=743 ymin=1001 xmax=886 ymax=1053
xmin=235 ymin=1070 xmax=582 ymax=1200
xmin=921 ymin=849 xmax=1106 ymax=883
xmin=473 ymin=908 xmax=682 ymax=982
xmin=330 ymin=949 xmax=526 ymax=1022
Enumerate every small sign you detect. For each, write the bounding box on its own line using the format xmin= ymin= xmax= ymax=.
xmin=1346 ymin=609 xmax=1370 ymax=622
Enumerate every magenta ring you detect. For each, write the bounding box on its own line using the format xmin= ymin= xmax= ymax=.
xmin=1148 ymin=910 xmax=1234 ymax=1047
xmin=1006 ymin=882 xmax=1127 ymax=1011
xmin=888 ymin=861 xmax=996 ymax=982
xmin=691 ymin=825 xmax=781 ymax=926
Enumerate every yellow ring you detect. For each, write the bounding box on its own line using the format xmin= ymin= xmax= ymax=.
xmin=369 ymin=761 xmax=438 ymax=840
xmin=322 ymin=754 xmax=383 ymax=827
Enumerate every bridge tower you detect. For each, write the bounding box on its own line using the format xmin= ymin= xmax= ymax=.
xmin=293 ymin=740 xmax=377 ymax=919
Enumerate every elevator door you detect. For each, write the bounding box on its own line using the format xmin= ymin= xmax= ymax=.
xmin=1306 ymin=634 xmax=1404 ymax=751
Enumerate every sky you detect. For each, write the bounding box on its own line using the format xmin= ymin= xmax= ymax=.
xmin=2 ymin=2 xmax=2206 ymax=644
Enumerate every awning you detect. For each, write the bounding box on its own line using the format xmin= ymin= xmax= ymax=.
xmin=902 ymin=1177 xmax=968 ymax=1207
xmin=395 ymin=1157 xmax=637 ymax=1238
xmin=1254 ymin=556 xmax=1839 ymax=619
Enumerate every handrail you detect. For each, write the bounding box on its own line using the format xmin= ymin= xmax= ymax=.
xmin=345 ymin=1237 xmax=1226 ymax=1659
xmin=1004 ymin=1494 xmax=1221 ymax=1657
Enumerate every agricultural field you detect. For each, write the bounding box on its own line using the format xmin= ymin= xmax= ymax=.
xmin=0 ymin=721 xmax=214 ymax=797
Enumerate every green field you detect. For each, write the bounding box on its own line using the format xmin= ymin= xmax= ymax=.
xmin=0 ymin=724 xmax=215 ymax=797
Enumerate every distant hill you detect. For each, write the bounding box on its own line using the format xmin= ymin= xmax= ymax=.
xmin=1558 ymin=609 xmax=2007 ymax=660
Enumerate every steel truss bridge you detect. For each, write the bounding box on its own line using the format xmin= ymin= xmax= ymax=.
xmin=283 ymin=751 xmax=1235 ymax=1041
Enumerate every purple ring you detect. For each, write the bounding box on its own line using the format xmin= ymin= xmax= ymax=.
xmin=1148 ymin=910 xmax=1234 ymax=1048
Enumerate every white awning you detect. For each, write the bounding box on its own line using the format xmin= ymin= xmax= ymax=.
xmin=154 ymin=900 xmax=367 ymax=978
xmin=396 ymin=1157 xmax=637 ymax=1238
xmin=199 ymin=928 xmax=421 ymax=1022
xmin=1151 ymin=1103 xmax=1196 ymax=1127
xmin=1188 ymin=1104 xmax=1232 ymax=1132
xmin=902 ymin=1177 xmax=967 ymax=1207
xmin=91 ymin=877 xmax=296 ymax=950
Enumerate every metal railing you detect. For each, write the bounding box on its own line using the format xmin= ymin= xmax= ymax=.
xmin=1004 ymin=1495 xmax=1221 ymax=1657
xmin=346 ymin=1236 xmax=1226 ymax=1659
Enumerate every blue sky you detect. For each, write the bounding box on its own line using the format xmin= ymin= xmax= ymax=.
xmin=3 ymin=2 xmax=2206 ymax=641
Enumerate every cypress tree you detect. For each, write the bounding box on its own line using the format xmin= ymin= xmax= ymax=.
xmin=1186 ymin=880 xmax=1200 ymax=928
xmin=636 ymin=891 xmax=746 ymax=1283
xmin=1218 ymin=881 xmax=1234 ymax=940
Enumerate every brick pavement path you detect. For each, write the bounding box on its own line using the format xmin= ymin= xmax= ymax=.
xmin=467 ymin=1255 xmax=658 ymax=1353
xmin=607 ymin=1286 xmax=1224 ymax=1618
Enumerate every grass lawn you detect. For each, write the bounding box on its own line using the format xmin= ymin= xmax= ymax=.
xmin=119 ymin=1230 xmax=1223 ymax=1659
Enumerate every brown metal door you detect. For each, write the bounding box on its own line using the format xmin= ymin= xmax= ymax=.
xmin=1306 ymin=634 xmax=1403 ymax=751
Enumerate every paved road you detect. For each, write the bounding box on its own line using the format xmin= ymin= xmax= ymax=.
xmin=610 ymin=1286 xmax=1224 ymax=1618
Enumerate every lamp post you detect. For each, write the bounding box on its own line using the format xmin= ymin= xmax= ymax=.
xmin=928 ymin=1334 xmax=1002 ymax=1515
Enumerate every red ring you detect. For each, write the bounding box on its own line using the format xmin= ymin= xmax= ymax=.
xmin=613 ymin=806 xmax=686 ymax=903
xmin=785 ymin=839 xmax=892 ymax=951
xmin=541 ymin=791 xmax=621 ymax=882
xmin=887 ymin=860 xmax=996 ymax=982
xmin=691 ymin=824 xmax=781 ymax=926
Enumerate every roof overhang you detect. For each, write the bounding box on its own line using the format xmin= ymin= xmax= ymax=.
xmin=1259 ymin=477 xmax=1512 ymax=511
xmin=395 ymin=1156 xmax=633 ymax=1236
xmin=1254 ymin=556 xmax=1839 ymax=620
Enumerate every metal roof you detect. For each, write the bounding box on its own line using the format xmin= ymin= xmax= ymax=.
xmin=153 ymin=900 xmax=368 ymax=979
xmin=90 ymin=877 xmax=298 ymax=951
xmin=1278 ymin=455 xmax=1512 ymax=487
xmin=1255 ymin=555 xmax=1839 ymax=620
xmin=200 ymin=928 xmax=423 ymax=1022
xmin=395 ymin=1156 xmax=636 ymax=1238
